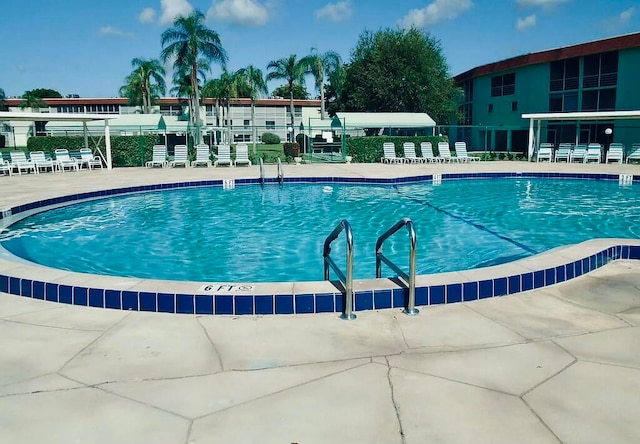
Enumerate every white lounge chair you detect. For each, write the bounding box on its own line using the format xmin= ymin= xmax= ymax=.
xmin=29 ymin=151 xmax=56 ymax=173
xmin=0 ymin=156 xmax=12 ymax=176
xmin=381 ymin=142 xmax=403 ymax=163
xmin=419 ymin=142 xmax=440 ymax=163
xmin=54 ymin=149 xmax=80 ymax=172
xmin=605 ymin=143 xmax=624 ymax=164
xmin=454 ymin=142 xmax=479 ymax=162
xmin=536 ymin=143 xmax=554 ymax=162
xmin=78 ymin=148 xmax=103 ymax=170
xmin=170 ymin=144 xmax=189 ymax=168
xmin=402 ymin=142 xmax=422 ymax=163
xmin=627 ymin=143 xmax=640 ymax=163
xmin=10 ymin=151 xmax=38 ymax=174
xmin=437 ymin=142 xmax=456 ymax=162
xmin=191 ymin=144 xmax=211 ymax=167
xmin=585 ymin=143 xmax=602 ymax=163
xmin=146 ymin=145 xmax=168 ymax=168
xmin=554 ymin=143 xmax=572 ymax=163
xmin=234 ymin=144 xmax=252 ymax=167
xmin=214 ymin=144 xmax=232 ymax=167
xmin=569 ymin=144 xmax=587 ymax=163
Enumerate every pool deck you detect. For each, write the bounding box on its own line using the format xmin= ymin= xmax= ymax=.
xmin=1 ymin=161 xmax=640 ymax=443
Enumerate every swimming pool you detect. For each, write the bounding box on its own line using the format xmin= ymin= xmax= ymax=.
xmin=2 ymin=177 xmax=639 ymax=283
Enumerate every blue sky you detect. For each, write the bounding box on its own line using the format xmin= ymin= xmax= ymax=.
xmin=0 ymin=0 xmax=638 ymax=98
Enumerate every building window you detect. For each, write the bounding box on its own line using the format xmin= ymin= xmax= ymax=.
xmin=583 ymin=51 xmax=618 ymax=88
xmin=490 ymin=73 xmax=515 ymax=97
xmin=488 ymin=103 xmax=493 ymax=113
xmin=265 ymin=120 xmax=275 ymax=130
xmin=582 ymin=88 xmax=616 ymax=111
xmin=244 ymin=119 xmax=250 ymax=129
xmin=550 ymin=57 xmax=579 ymax=91
xmin=511 ymin=101 xmax=518 ymax=111
xmin=549 ymin=92 xmax=578 ymax=112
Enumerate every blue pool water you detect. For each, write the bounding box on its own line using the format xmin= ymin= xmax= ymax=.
xmin=1 ymin=178 xmax=639 ymax=283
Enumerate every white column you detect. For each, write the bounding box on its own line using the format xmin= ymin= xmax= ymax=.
xmin=105 ymin=121 xmax=112 ymax=170
xmin=83 ymin=122 xmax=89 ymax=149
xmin=535 ymin=120 xmax=541 ymax=160
xmin=527 ymin=118 xmax=535 ymax=161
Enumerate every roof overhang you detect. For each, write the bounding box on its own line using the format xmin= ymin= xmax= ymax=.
xmin=522 ymin=110 xmax=640 ymax=122
xmin=0 ymin=111 xmax=119 ymax=122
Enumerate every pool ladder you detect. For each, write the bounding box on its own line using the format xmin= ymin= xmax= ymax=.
xmin=323 ymin=217 xmax=418 ymax=320
xmin=258 ymin=158 xmax=284 ymax=186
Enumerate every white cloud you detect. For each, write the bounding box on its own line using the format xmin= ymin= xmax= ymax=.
xmin=516 ymin=0 xmax=569 ymax=7
xmin=315 ymin=1 xmax=353 ymax=22
xmin=398 ymin=0 xmax=473 ymax=29
xmin=516 ymin=14 xmax=536 ymax=30
xmin=619 ymin=7 xmax=635 ymax=22
xmin=208 ymin=0 xmax=269 ymax=26
xmin=98 ymin=25 xmax=134 ymax=38
xmin=139 ymin=7 xmax=156 ymax=23
xmin=159 ymin=0 xmax=194 ymax=24
xmin=602 ymin=7 xmax=635 ymax=32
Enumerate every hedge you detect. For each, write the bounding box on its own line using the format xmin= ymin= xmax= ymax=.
xmin=26 ymin=134 xmax=161 ymax=167
xmin=346 ymin=135 xmax=446 ymax=163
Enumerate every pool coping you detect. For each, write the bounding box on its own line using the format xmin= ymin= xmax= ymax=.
xmin=0 ymin=170 xmax=639 ymax=315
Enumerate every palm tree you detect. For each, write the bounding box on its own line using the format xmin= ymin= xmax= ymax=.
xmin=300 ymin=49 xmax=342 ymax=119
xmin=171 ymin=61 xmax=209 ymax=121
xmin=161 ymin=10 xmax=228 ymax=143
xmin=19 ymin=91 xmax=47 ymax=110
xmin=267 ymin=54 xmax=306 ymax=141
xmin=202 ymin=70 xmax=237 ymax=144
xmin=236 ymin=66 xmax=268 ymax=154
xmin=0 ymin=88 xmax=6 ymax=111
xmin=202 ymin=77 xmax=225 ymax=128
xmin=119 ymin=58 xmax=166 ymax=113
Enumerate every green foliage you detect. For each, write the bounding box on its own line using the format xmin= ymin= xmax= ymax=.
xmin=346 ymin=136 xmax=445 ymax=163
xmin=271 ymin=82 xmax=309 ymax=100
xmin=119 ymin=58 xmax=166 ymax=113
xmin=261 ymin=132 xmax=280 ymax=144
xmin=340 ymin=28 xmax=462 ymax=123
xmin=26 ymin=134 xmax=161 ymax=167
xmin=23 ymin=88 xmax=62 ymax=99
xmin=283 ymin=142 xmax=300 ymax=158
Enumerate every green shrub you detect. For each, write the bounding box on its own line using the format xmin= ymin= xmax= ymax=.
xmin=283 ymin=142 xmax=299 ymax=158
xmin=261 ymin=132 xmax=280 ymax=144
xmin=0 ymin=134 xmax=5 ymax=149
xmin=26 ymin=134 xmax=161 ymax=167
xmin=346 ymin=135 xmax=445 ymax=163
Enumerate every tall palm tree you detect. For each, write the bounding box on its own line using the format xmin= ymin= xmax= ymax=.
xmin=119 ymin=58 xmax=166 ymax=113
xmin=300 ymin=49 xmax=341 ymax=119
xmin=161 ymin=10 xmax=227 ymax=143
xmin=202 ymin=70 xmax=237 ymax=144
xmin=267 ymin=54 xmax=306 ymax=141
xmin=19 ymin=91 xmax=47 ymax=110
xmin=170 ymin=61 xmax=209 ymax=121
xmin=202 ymin=77 xmax=225 ymax=128
xmin=236 ymin=65 xmax=268 ymax=154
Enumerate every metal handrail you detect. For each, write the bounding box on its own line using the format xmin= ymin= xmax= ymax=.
xmin=375 ymin=217 xmax=419 ymax=315
xmin=276 ymin=157 xmax=284 ymax=184
xmin=323 ymin=219 xmax=355 ymax=320
xmin=259 ymin=158 xmax=265 ymax=186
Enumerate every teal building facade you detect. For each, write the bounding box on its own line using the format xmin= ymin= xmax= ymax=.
xmin=453 ymin=32 xmax=640 ymax=152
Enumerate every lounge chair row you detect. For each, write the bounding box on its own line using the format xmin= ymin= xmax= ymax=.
xmin=0 ymin=148 xmax=103 ymax=176
xmin=146 ymin=144 xmax=252 ymax=168
xmin=381 ymin=141 xmax=479 ymax=163
xmin=536 ymin=142 xmax=640 ymax=164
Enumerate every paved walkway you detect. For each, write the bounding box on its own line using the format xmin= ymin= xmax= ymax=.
xmin=1 ymin=260 xmax=639 ymax=443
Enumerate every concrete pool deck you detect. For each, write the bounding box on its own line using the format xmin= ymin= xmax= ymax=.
xmin=1 ymin=161 xmax=639 ymax=443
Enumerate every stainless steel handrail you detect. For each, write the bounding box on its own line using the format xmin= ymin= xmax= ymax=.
xmin=375 ymin=217 xmax=419 ymax=315
xmin=259 ymin=158 xmax=265 ymax=186
xmin=323 ymin=219 xmax=355 ymax=320
xmin=276 ymin=157 xmax=284 ymax=184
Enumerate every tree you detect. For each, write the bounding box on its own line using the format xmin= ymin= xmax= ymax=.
xmin=19 ymin=88 xmax=62 ymax=109
xmin=161 ymin=10 xmax=228 ymax=143
xmin=0 ymin=88 xmax=6 ymax=111
xmin=325 ymin=63 xmax=346 ymax=116
xmin=300 ymin=49 xmax=341 ymax=119
xmin=119 ymin=58 xmax=166 ymax=114
xmin=267 ymin=55 xmax=306 ymax=140
xmin=271 ymin=83 xmax=309 ymax=100
xmin=340 ymin=28 xmax=462 ymax=123
xmin=171 ymin=61 xmax=209 ymax=121
xmin=236 ymin=65 xmax=268 ymax=154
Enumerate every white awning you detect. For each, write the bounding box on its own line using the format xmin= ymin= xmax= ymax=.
xmin=335 ymin=112 xmax=436 ymax=128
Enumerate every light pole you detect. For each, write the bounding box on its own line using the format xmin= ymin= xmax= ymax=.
xmin=605 ymin=127 xmax=613 ymax=158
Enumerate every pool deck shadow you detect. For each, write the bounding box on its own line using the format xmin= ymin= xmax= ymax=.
xmin=1 ymin=260 xmax=639 ymax=444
